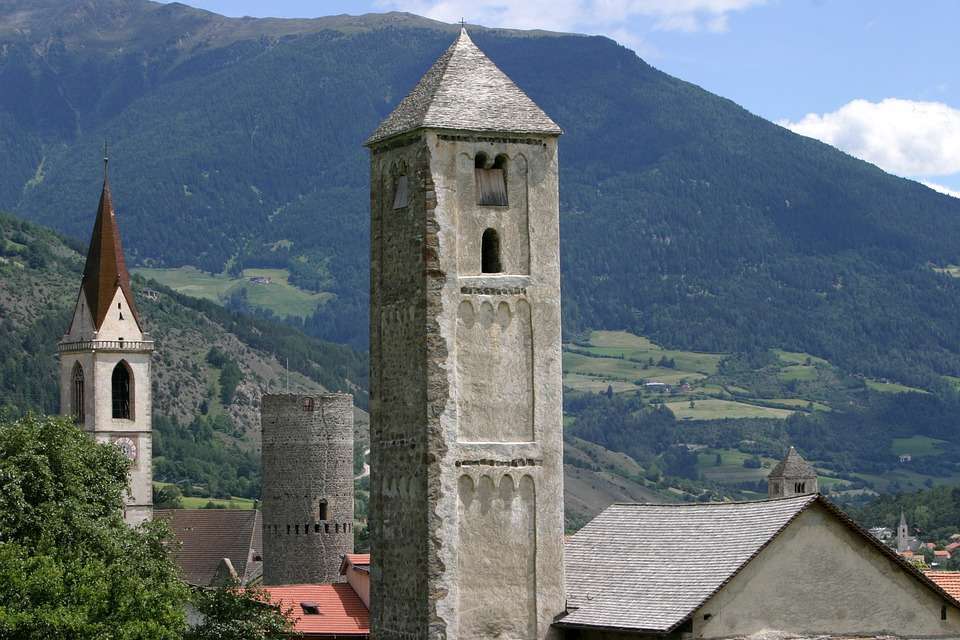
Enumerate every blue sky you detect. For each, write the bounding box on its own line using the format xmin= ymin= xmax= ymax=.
xmin=170 ymin=0 xmax=960 ymax=196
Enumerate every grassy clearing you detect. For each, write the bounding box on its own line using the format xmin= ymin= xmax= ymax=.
xmin=562 ymin=331 xmax=716 ymax=394
xmin=774 ymin=349 xmax=829 ymax=366
xmin=760 ymin=398 xmax=831 ymax=411
xmin=585 ymin=330 xmax=724 ymax=374
xmin=778 ymin=365 xmax=817 ymax=382
xmin=666 ymin=398 xmax=795 ymax=421
xmin=891 ymin=436 xmax=948 ymax=457
xmin=180 ymin=495 xmax=257 ymax=509
xmin=153 ymin=482 xmax=256 ymax=509
xmin=134 ymin=266 xmax=330 ymax=318
xmin=865 ymin=379 xmax=928 ymax=394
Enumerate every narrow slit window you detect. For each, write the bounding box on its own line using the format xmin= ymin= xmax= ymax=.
xmin=319 ymin=501 xmax=328 ymax=521
xmin=481 ymin=229 xmax=502 ymax=274
xmin=475 ymin=152 xmax=508 ymax=206
xmin=393 ymin=175 xmax=409 ymax=209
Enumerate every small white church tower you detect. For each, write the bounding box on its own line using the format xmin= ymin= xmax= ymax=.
xmin=58 ymin=152 xmax=153 ymax=526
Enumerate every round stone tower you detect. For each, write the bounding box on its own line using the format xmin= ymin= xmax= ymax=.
xmin=261 ymin=393 xmax=354 ymax=585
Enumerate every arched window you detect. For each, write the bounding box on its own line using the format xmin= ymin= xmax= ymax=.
xmin=112 ymin=362 xmax=132 ymax=419
xmin=72 ymin=363 xmax=85 ymax=423
xmin=481 ymin=228 xmax=502 ymax=273
xmin=475 ymin=152 xmax=508 ymax=206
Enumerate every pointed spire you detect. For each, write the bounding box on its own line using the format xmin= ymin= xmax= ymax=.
xmin=80 ymin=150 xmax=141 ymax=330
xmin=366 ymin=26 xmax=561 ymax=145
xmin=768 ymin=446 xmax=816 ymax=479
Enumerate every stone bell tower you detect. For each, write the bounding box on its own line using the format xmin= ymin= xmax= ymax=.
xmin=366 ymin=28 xmax=565 ymax=640
xmin=767 ymin=446 xmax=818 ymax=498
xmin=58 ymin=153 xmax=153 ymax=526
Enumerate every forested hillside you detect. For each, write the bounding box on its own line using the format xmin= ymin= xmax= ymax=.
xmin=3 ymin=0 xmax=960 ymax=388
xmin=0 ymin=212 xmax=367 ymax=501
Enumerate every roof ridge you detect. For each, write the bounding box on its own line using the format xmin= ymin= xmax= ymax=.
xmin=609 ymin=495 xmax=816 ymax=507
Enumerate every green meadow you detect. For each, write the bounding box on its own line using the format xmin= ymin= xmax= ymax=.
xmin=134 ymin=266 xmax=330 ymax=318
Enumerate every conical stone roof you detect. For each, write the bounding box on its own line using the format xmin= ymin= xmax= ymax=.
xmin=365 ymin=28 xmax=562 ymax=145
xmin=768 ymin=446 xmax=816 ymax=479
xmin=80 ymin=173 xmax=141 ymax=330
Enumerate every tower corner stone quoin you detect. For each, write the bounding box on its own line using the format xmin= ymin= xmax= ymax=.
xmin=367 ymin=27 xmax=566 ymax=640
xmin=261 ymin=392 xmax=355 ymax=585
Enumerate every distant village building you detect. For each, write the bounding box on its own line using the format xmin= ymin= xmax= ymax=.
xmin=870 ymin=526 xmax=895 ymax=542
xmin=261 ymin=393 xmax=354 ymax=585
xmin=897 ymin=510 xmax=924 ymax=556
xmin=58 ymin=157 xmax=154 ymax=526
xmin=900 ymin=454 xmax=913 ymax=463
xmin=249 ymin=275 xmax=272 ymax=285
xmin=767 ymin=446 xmax=818 ymax=498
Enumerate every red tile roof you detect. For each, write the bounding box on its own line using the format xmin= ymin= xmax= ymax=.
xmin=935 ymin=550 xmax=952 ymax=558
xmin=346 ymin=554 xmax=370 ymax=566
xmin=927 ymin=572 xmax=960 ymax=600
xmin=80 ymin=174 xmax=141 ymax=330
xmin=261 ymin=583 xmax=369 ymax=637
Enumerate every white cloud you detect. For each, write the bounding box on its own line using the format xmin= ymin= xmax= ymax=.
xmin=376 ymin=0 xmax=765 ymax=51
xmin=921 ymin=181 xmax=960 ymax=199
xmin=778 ymin=98 xmax=960 ymax=177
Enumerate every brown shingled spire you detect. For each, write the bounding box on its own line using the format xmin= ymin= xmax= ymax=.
xmin=80 ymin=147 xmax=141 ymax=330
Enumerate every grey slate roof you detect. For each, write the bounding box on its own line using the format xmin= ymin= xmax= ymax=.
xmin=561 ymin=495 xmax=818 ymax=632
xmin=365 ymin=28 xmax=561 ymax=145
xmin=155 ymin=509 xmax=262 ymax=586
xmin=769 ymin=446 xmax=817 ymax=478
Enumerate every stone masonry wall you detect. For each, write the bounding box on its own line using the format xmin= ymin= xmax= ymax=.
xmin=261 ymin=393 xmax=354 ymax=585
xmin=369 ymin=130 xmax=566 ymax=640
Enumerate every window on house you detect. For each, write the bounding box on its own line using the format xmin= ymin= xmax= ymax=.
xmin=72 ymin=363 xmax=85 ymax=423
xmin=301 ymin=602 xmax=320 ymax=615
xmin=475 ymin=152 xmax=508 ymax=206
xmin=303 ymin=397 xmax=315 ymax=411
xmin=111 ymin=362 xmax=132 ymax=419
xmin=319 ymin=501 xmax=328 ymax=521
xmin=481 ymin=228 xmax=502 ymax=273
xmin=393 ymin=175 xmax=409 ymax=209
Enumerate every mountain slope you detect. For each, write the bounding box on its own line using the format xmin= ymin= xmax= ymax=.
xmin=0 ymin=212 xmax=367 ymax=499
xmin=3 ymin=0 xmax=960 ymax=384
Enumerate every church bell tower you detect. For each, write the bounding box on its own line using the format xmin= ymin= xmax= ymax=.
xmin=58 ymin=153 xmax=153 ymax=526
xmin=366 ymin=28 xmax=565 ymax=640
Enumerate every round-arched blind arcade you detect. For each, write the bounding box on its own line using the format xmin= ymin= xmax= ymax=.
xmin=72 ymin=362 xmax=85 ymax=423
xmin=112 ymin=362 xmax=132 ymax=419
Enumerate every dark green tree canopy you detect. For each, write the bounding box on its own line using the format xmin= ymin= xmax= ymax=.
xmin=0 ymin=415 xmax=188 ymax=639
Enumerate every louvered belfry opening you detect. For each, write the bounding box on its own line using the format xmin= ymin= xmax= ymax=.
xmin=481 ymin=228 xmax=502 ymax=273
xmin=72 ymin=362 xmax=85 ymax=423
xmin=475 ymin=152 xmax=508 ymax=206
xmin=112 ymin=361 xmax=132 ymax=419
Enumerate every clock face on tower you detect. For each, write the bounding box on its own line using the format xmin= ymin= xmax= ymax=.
xmin=114 ymin=437 xmax=137 ymax=462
